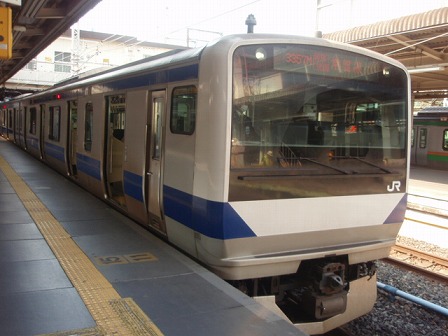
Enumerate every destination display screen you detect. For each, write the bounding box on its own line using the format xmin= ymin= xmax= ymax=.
xmin=273 ymin=45 xmax=384 ymax=79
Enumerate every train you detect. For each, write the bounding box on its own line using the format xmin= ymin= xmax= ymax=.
xmin=412 ymin=106 xmax=448 ymax=170
xmin=0 ymin=34 xmax=410 ymax=335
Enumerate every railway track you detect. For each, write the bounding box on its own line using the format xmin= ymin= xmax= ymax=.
xmin=388 ymin=243 xmax=448 ymax=282
xmin=395 ymin=193 xmax=448 ymax=280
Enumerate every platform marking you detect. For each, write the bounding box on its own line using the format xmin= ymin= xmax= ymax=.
xmin=95 ymin=252 xmax=158 ymax=265
xmin=0 ymin=155 xmax=163 ymax=336
xmin=95 ymin=255 xmax=130 ymax=265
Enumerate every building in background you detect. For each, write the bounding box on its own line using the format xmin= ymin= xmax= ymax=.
xmin=6 ymin=29 xmax=186 ymax=93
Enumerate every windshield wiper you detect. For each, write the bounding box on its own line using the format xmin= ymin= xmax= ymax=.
xmin=354 ymin=157 xmax=393 ymax=173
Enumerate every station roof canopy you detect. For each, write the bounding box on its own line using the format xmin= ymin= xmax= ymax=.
xmin=0 ymin=0 xmax=101 ymax=85
xmin=323 ymin=7 xmax=448 ymax=99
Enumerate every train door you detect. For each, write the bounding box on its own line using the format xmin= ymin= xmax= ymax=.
xmin=104 ymin=94 xmax=126 ymax=207
xmin=413 ymin=126 xmax=428 ymax=166
xmin=0 ymin=109 xmax=4 ymax=136
xmin=145 ymin=90 xmax=166 ymax=233
xmin=13 ymin=108 xmax=19 ymax=143
xmin=20 ymin=107 xmax=26 ymax=149
xmin=39 ymin=105 xmax=46 ymax=159
xmin=67 ymin=100 xmax=78 ymax=176
xmin=7 ymin=108 xmax=13 ymax=139
xmin=27 ymin=106 xmax=38 ymax=155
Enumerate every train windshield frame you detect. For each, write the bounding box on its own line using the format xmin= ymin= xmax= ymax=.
xmin=230 ymin=43 xmax=408 ymax=201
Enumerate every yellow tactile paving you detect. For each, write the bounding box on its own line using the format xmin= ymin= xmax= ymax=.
xmin=0 ymin=155 xmax=163 ymax=336
xmin=40 ymin=326 xmax=102 ymax=336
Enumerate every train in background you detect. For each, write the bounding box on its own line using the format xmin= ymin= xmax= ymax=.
xmin=412 ymin=106 xmax=448 ymax=169
xmin=0 ymin=34 xmax=411 ymax=335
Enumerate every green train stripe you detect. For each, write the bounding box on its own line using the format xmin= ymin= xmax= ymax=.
xmin=428 ymin=153 xmax=448 ymax=162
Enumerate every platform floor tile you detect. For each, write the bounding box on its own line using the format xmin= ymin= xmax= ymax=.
xmin=0 ymin=288 xmax=96 ymax=335
xmin=0 ymin=259 xmax=72 ymax=294
xmin=0 ymin=223 xmax=43 ymax=240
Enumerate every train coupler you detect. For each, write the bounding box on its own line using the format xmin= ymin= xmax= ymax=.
xmin=288 ymin=289 xmax=348 ymax=319
xmin=283 ymin=261 xmax=349 ymax=320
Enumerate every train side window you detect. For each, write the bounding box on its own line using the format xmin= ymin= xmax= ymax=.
xmin=29 ymin=107 xmax=37 ymax=135
xmin=418 ymin=128 xmax=427 ymax=149
xmin=443 ymin=129 xmax=448 ymax=150
xmin=84 ymin=103 xmax=93 ymax=151
xmin=170 ymin=86 xmax=197 ymax=135
xmin=48 ymin=106 xmax=61 ymax=141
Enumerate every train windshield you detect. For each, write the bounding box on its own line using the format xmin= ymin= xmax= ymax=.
xmin=230 ymin=44 xmax=408 ymax=201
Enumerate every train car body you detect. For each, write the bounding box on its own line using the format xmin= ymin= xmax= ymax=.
xmin=0 ymin=34 xmax=411 ymax=334
xmin=412 ymin=106 xmax=448 ymax=169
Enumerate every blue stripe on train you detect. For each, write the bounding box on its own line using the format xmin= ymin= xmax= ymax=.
xmin=44 ymin=142 xmax=65 ymax=162
xmin=77 ymin=154 xmax=101 ymax=180
xmin=123 ymin=170 xmax=144 ymax=202
xmin=60 ymin=156 xmax=254 ymax=240
xmin=31 ymin=64 xmax=199 ymax=103
xmin=107 ymin=64 xmax=199 ymax=91
xmin=383 ymin=194 xmax=408 ymax=224
xmin=163 ymin=185 xmax=256 ymax=240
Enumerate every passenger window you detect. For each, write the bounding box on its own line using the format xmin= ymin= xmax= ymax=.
xmin=48 ymin=106 xmax=61 ymax=141
xmin=170 ymin=86 xmax=197 ymax=135
xmin=107 ymin=94 xmax=126 ymax=140
xmin=443 ymin=129 xmax=448 ymax=150
xmin=84 ymin=103 xmax=93 ymax=151
xmin=419 ymin=128 xmax=427 ymax=149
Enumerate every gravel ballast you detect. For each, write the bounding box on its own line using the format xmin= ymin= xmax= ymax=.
xmin=343 ymin=236 xmax=448 ymax=336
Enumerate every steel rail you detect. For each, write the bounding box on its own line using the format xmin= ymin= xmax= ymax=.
xmin=387 ymin=244 xmax=448 ymax=282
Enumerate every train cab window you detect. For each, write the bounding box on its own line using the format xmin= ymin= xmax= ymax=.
xmin=48 ymin=106 xmax=61 ymax=141
xmin=84 ymin=103 xmax=93 ymax=151
xmin=170 ymin=86 xmax=197 ymax=135
xmin=29 ymin=107 xmax=37 ymax=135
xmin=443 ymin=130 xmax=448 ymax=150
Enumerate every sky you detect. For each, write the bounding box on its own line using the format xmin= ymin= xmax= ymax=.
xmin=77 ymin=0 xmax=448 ymax=47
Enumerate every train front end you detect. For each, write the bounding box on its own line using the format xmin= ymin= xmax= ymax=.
xmin=194 ymin=35 xmax=410 ymax=334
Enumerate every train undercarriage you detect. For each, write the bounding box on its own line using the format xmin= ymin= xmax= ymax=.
xmin=230 ymin=256 xmax=377 ymax=334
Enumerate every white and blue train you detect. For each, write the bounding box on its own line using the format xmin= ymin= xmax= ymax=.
xmin=0 ymin=34 xmax=410 ymax=334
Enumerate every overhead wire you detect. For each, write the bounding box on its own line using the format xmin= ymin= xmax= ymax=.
xmin=165 ymin=0 xmax=261 ymax=37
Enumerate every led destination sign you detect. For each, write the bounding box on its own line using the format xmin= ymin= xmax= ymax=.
xmin=273 ymin=46 xmax=384 ymax=79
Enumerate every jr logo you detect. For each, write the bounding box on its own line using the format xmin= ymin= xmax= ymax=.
xmin=387 ymin=181 xmax=401 ymax=192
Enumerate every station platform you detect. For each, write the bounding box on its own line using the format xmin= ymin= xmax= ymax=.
xmin=0 ymin=138 xmax=303 ymax=336
xmin=408 ymin=165 xmax=448 ymax=201
xmin=404 ymin=166 xmax=448 ymax=248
